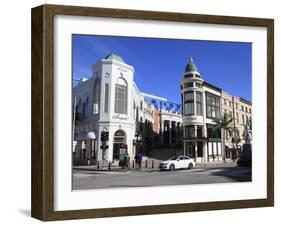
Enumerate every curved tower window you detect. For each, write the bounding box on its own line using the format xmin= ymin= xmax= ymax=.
xmin=184 ymin=91 xmax=194 ymax=115
xmin=196 ymin=91 xmax=203 ymax=115
xmin=92 ymin=78 xmax=100 ymax=114
xmin=114 ymin=77 xmax=128 ymax=114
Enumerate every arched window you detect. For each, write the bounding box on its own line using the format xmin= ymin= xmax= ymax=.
xmin=92 ymin=78 xmax=100 ymax=114
xmin=114 ymin=77 xmax=128 ymax=114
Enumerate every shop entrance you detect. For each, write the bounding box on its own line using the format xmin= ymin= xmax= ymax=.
xmin=113 ymin=130 xmax=127 ymax=161
xmin=185 ymin=142 xmax=195 ymax=158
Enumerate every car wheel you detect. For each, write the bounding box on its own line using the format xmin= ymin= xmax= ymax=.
xmin=188 ymin=163 xmax=193 ymax=170
xmin=169 ymin=164 xmax=175 ymax=171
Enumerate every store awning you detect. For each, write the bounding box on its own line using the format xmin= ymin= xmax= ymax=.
xmin=86 ymin=131 xmax=96 ymax=140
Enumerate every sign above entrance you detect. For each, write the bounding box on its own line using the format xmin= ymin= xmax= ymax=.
xmin=112 ymin=113 xmax=129 ymax=120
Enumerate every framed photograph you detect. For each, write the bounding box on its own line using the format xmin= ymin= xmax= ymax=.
xmin=31 ymin=4 xmax=274 ymax=221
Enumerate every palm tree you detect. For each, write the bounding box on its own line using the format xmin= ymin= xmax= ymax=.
xmin=214 ymin=113 xmax=233 ymax=162
xmin=231 ymin=127 xmax=241 ymax=150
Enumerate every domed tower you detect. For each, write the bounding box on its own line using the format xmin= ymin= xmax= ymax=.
xmin=180 ymin=58 xmax=205 ymax=162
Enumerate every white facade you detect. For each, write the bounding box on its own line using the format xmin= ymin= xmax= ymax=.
xmin=73 ymin=54 xmax=182 ymax=163
xmin=73 ymin=54 xmax=138 ymax=162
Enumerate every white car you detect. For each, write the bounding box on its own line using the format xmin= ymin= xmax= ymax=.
xmin=159 ymin=155 xmax=195 ymax=171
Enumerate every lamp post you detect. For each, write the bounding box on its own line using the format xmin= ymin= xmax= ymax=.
xmin=135 ymin=132 xmax=142 ymax=154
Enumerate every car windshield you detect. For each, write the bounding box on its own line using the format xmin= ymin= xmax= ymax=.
xmin=169 ymin=156 xmax=178 ymax=160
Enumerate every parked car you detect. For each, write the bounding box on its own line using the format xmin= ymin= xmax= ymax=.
xmin=237 ymin=144 xmax=252 ymax=167
xmin=159 ymin=155 xmax=195 ymax=171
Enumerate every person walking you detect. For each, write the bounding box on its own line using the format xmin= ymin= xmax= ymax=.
xmin=120 ymin=153 xmax=125 ymax=169
xmin=134 ymin=153 xmax=138 ymax=169
xmin=125 ymin=151 xmax=130 ymax=168
xmin=123 ymin=153 xmax=127 ymax=169
xmin=138 ymin=152 xmax=143 ymax=170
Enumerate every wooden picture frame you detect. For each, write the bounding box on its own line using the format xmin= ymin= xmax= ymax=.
xmin=31 ymin=4 xmax=274 ymax=221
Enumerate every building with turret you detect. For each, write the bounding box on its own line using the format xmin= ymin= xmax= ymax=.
xmin=181 ymin=58 xmax=252 ymax=162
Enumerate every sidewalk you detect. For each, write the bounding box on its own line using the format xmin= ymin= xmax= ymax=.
xmin=195 ymin=161 xmax=237 ymax=168
xmin=73 ymin=161 xmax=237 ymax=172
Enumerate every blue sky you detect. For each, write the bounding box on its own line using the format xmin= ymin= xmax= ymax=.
xmin=72 ymin=34 xmax=252 ymax=103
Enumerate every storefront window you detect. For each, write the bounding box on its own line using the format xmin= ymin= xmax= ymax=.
xmin=207 ymin=125 xmax=221 ymax=139
xmin=197 ymin=126 xmax=203 ymax=138
xmin=185 ymin=125 xmax=195 ymax=138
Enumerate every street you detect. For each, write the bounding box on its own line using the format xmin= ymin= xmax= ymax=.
xmin=72 ymin=165 xmax=251 ymax=190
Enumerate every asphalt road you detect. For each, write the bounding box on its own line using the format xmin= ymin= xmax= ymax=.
xmin=72 ymin=166 xmax=252 ymax=190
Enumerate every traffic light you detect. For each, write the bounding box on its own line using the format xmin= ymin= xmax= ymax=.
xmin=101 ymin=131 xmax=105 ymax=142
xmin=104 ymin=132 xmax=109 ymax=141
xmin=101 ymin=131 xmax=109 ymax=142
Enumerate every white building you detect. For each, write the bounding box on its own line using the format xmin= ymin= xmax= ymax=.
xmin=181 ymin=58 xmax=252 ymax=162
xmin=73 ymin=54 xmax=182 ymax=164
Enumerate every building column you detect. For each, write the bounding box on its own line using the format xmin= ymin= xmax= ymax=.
xmin=160 ymin=120 xmax=164 ymax=146
xmin=194 ymin=125 xmax=198 ymax=161
xmin=86 ymin=140 xmax=91 ymax=160
xmin=168 ymin=121 xmax=171 ymax=146
xmin=202 ymin=124 xmax=208 ymax=162
xmin=203 ymin=142 xmax=208 ymax=162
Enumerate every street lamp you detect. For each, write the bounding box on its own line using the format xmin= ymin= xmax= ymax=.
xmin=135 ymin=132 xmax=142 ymax=154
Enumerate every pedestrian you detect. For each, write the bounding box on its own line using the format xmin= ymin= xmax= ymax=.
xmin=134 ymin=153 xmax=138 ymax=169
xmin=120 ymin=152 xmax=125 ymax=169
xmin=126 ymin=151 xmax=130 ymax=168
xmin=138 ymin=152 xmax=143 ymax=170
xmin=123 ymin=153 xmax=127 ymax=169
xmin=232 ymin=149 xmax=237 ymax=162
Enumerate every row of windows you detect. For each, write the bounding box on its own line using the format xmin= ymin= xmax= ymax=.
xmin=223 ymin=98 xmax=252 ymax=113
xmin=92 ymin=77 xmax=128 ymax=115
xmin=182 ymin=91 xmax=220 ymax=118
xmin=223 ymin=109 xmax=252 ymax=126
xmin=184 ymin=125 xmax=222 ymax=139
xmin=184 ymin=73 xmax=201 ymax=79
xmin=241 ymin=105 xmax=251 ymax=113
xmin=181 ymin=82 xmax=202 ymax=89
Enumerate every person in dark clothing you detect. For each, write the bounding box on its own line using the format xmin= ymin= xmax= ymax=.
xmin=126 ymin=151 xmax=130 ymax=168
xmin=137 ymin=153 xmax=143 ymax=170
xmin=134 ymin=154 xmax=138 ymax=169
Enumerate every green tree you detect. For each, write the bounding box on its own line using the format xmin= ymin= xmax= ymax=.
xmin=214 ymin=113 xmax=233 ymax=162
